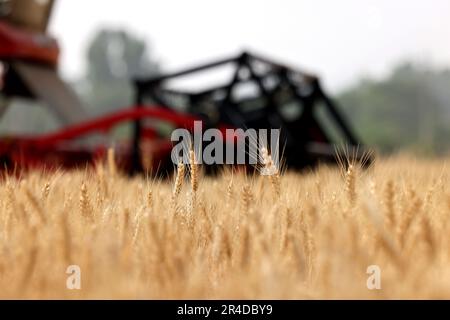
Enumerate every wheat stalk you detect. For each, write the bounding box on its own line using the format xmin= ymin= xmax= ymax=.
xmin=241 ymin=184 xmax=253 ymax=215
xmin=345 ymin=164 xmax=356 ymax=205
xmin=80 ymin=182 xmax=94 ymax=221
xmin=383 ymin=180 xmax=396 ymax=229
xmin=261 ymin=147 xmax=281 ymax=197
xmin=189 ymin=149 xmax=199 ymax=208
xmin=172 ymin=161 xmax=185 ymax=204
xmin=107 ymin=147 xmax=117 ymax=177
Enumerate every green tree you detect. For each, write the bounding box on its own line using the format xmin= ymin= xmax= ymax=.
xmin=80 ymin=28 xmax=161 ymax=116
xmin=336 ymin=63 xmax=450 ymax=155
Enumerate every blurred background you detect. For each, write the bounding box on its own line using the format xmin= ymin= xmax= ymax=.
xmin=2 ymin=0 xmax=450 ymax=155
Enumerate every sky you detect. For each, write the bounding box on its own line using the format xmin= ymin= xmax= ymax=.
xmin=49 ymin=0 xmax=450 ymax=93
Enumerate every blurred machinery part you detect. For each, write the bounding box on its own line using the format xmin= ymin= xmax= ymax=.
xmin=0 ymin=0 xmax=87 ymax=124
xmin=134 ymin=51 xmax=366 ymax=170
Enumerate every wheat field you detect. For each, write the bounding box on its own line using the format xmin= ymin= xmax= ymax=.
xmin=0 ymin=153 xmax=449 ymax=299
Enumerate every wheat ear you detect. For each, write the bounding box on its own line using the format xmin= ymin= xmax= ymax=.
xmin=189 ymin=149 xmax=199 ymax=206
xmin=261 ymin=147 xmax=280 ymax=197
xmin=172 ymin=161 xmax=185 ymax=204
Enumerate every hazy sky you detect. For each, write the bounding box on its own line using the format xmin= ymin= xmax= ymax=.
xmin=49 ymin=0 xmax=450 ymax=93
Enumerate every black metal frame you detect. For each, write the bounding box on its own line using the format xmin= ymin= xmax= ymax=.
xmin=132 ymin=51 xmax=363 ymax=172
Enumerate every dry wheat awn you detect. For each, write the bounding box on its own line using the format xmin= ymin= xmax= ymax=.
xmin=0 ymin=154 xmax=448 ymax=299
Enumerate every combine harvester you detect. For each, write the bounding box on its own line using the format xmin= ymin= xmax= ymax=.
xmin=0 ymin=0 xmax=368 ymax=176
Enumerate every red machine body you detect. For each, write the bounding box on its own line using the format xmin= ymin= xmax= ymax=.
xmin=0 ymin=105 xmax=236 ymax=174
xmin=0 ymin=20 xmax=59 ymax=66
xmin=0 ymin=106 xmax=183 ymax=172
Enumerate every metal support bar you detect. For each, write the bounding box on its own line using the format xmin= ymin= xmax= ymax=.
xmin=130 ymin=90 xmax=144 ymax=175
xmin=315 ymin=80 xmax=359 ymax=145
xmin=135 ymin=54 xmax=241 ymax=91
xmin=131 ymin=51 xmax=367 ymax=170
